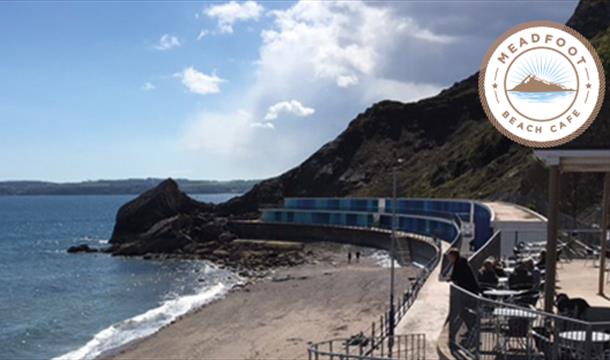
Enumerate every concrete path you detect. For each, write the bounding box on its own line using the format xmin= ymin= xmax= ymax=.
xmin=395 ymin=243 xmax=450 ymax=359
xmin=483 ymin=201 xmax=545 ymax=222
xmin=558 ymin=259 xmax=610 ymax=307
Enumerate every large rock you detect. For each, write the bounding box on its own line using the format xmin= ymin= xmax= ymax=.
xmin=109 ymin=179 xmax=212 ymax=244
xmin=67 ymin=244 xmax=99 ymax=253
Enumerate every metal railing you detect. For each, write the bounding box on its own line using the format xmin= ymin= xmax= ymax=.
xmin=448 ymin=284 xmax=610 ymax=360
xmin=308 ymin=242 xmax=439 ymax=360
xmin=467 ymin=231 xmax=501 ymax=272
xmin=308 ymin=334 xmax=426 ymax=360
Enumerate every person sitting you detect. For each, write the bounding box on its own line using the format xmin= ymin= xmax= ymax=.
xmin=508 ymin=262 xmax=533 ymax=290
xmin=556 ymin=293 xmax=590 ymax=320
xmin=536 ymin=250 xmax=546 ymax=270
xmin=492 ymin=258 xmax=507 ymax=277
xmin=478 ymin=259 xmax=499 ymax=290
xmin=524 ymin=258 xmax=542 ymax=292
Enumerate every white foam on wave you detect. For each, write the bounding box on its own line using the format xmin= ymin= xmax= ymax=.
xmin=53 ymin=282 xmax=230 ymax=360
xmin=78 ymin=236 xmax=109 ymax=245
xmin=370 ymin=251 xmax=401 ymax=268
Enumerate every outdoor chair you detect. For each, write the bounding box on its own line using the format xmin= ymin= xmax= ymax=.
xmin=584 ymin=307 xmax=610 ymax=325
xmin=532 ymin=326 xmax=552 ymax=358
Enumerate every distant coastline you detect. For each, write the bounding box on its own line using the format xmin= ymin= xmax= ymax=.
xmin=0 ymin=178 xmax=259 ymax=196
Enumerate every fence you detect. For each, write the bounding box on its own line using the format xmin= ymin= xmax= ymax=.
xmin=308 ymin=334 xmax=426 ymax=360
xmin=448 ymin=284 xmax=610 ymax=360
xmin=467 ymin=231 xmax=501 ymax=272
xmin=308 ymin=248 xmax=439 ymax=360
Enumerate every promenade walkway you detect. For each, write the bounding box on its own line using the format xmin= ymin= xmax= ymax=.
xmin=395 ymin=243 xmax=450 ymax=359
xmin=483 ymin=201 xmax=545 ymax=222
xmin=558 ymin=259 xmax=610 ymax=307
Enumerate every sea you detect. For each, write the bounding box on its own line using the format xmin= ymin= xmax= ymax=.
xmin=0 ymin=194 xmax=242 ymax=360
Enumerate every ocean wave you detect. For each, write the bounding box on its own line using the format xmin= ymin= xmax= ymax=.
xmin=370 ymin=251 xmax=401 ymax=268
xmin=77 ymin=236 xmax=109 ymax=245
xmin=53 ymin=282 xmax=230 ymax=360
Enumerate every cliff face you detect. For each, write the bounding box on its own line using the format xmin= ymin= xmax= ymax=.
xmin=219 ymin=0 xmax=610 ymax=219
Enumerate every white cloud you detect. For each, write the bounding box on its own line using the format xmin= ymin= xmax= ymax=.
xmin=175 ymin=67 xmax=225 ymax=95
xmin=336 ymin=75 xmax=359 ymax=88
xmin=154 ymin=34 xmax=181 ymax=51
xmin=205 ymin=1 xmax=263 ymax=34
xmin=250 ymin=122 xmax=275 ymax=129
xmin=180 ymin=1 xmax=450 ymax=177
xmin=258 ymin=1 xmax=453 ymax=91
xmin=141 ymin=82 xmax=156 ymax=91
xmin=197 ymin=29 xmax=209 ymax=41
xmin=264 ymin=100 xmax=315 ymax=121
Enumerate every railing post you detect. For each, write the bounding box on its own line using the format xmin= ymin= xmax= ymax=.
xmin=474 ymin=296 xmax=481 ymax=360
xmin=585 ymin=325 xmax=592 ymax=360
xmin=371 ymin=321 xmax=375 ymax=350
xmin=329 ymin=341 xmax=333 ymax=360
xmin=551 ymin=319 xmax=559 ymax=360
xmin=315 ymin=344 xmax=319 ymax=360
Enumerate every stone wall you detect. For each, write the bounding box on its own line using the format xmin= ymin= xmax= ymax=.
xmin=229 ymin=220 xmax=439 ymax=266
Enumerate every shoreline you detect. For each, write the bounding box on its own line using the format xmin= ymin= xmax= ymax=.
xmin=100 ymin=242 xmax=418 ymax=360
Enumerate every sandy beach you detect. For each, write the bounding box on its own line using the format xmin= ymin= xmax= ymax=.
xmin=105 ymin=243 xmax=419 ymax=360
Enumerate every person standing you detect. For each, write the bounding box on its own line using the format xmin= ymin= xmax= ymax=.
xmin=348 ymin=251 xmax=352 ymax=264
xmin=447 ymin=248 xmax=480 ymax=335
xmin=355 ymin=251 xmax=361 ymax=263
xmin=447 ymin=248 xmax=480 ymax=294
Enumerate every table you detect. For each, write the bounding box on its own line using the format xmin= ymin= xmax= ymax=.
xmin=484 ymin=289 xmax=526 ymax=300
xmin=559 ymin=331 xmax=610 ymax=342
xmin=492 ymin=307 xmax=538 ymax=355
xmin=493 ymin=307 xmax=538 ymax=319
xmin=559 ymin=331 xmax=610 ymax=359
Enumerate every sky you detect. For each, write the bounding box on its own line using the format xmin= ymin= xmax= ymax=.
xmin=0 ymin=0 xmax=579 ymax=182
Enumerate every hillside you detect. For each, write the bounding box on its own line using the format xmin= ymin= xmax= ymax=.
xmin=218 ymin=0 xmax=610 ymax=222
xmin=0 ymin=178 xmax=258 ymax=196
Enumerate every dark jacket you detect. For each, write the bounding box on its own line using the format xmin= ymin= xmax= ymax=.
xmin=478 ymin=269 xmax=499 ymax=289
xmin=451 ymin=257 xmax=480 ymax=294
xmin=509 ymin=268 xmax=533 ymax=290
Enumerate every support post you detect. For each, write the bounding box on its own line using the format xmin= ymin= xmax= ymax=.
xmin=599 ymin=173 xmax=610 ymax=295
xmin=545 ymin=165 xmax=560 ymax=313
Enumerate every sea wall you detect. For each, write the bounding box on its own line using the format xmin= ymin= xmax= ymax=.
xmin=229 ymin=220 xmax=439 ymax=266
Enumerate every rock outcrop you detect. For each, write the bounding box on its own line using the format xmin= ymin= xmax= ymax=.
xmin=103 ymin=179 xmax=306 ymax=272
xmin=67 ymin=244 xmax=99 ymax=253
xmin=109 ymin=179 xmax=213 ymax=244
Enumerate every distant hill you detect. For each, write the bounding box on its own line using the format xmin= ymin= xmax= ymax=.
xmin=218 ymin=0 xmax=610 ymax=225
xmin=0 ymin=179 xmax=259 ymax=196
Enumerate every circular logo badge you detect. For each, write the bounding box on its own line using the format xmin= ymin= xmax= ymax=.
xmin=479 ymin=21 xmax=605 ymax=147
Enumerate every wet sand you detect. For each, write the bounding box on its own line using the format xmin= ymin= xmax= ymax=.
xmin=105 ymin=243 xmax=418 ymax=360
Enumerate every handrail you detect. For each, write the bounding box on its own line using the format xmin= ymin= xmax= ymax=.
xmin=448 ymin=283 xmax=610 ymax=359
xmin=308 ymin=334 xmax=427 ymax=360
xmin=307 ymin=239 xmax=439 ymax=360
xmin=467 ymin=230 xmax=501 ymax=271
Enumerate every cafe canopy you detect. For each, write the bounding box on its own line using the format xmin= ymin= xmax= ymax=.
xmin=535 ymin=150 xmax=610 ymax=312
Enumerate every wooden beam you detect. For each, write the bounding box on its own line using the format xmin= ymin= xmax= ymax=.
xmin=599 ymin=173 xmax=610 ymax=295
xmin=545 ymin=165 xmax=561 ymax=313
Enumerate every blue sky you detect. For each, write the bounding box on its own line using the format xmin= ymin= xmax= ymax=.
xmin=0 ymin=1 xmax=577 ymax=182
